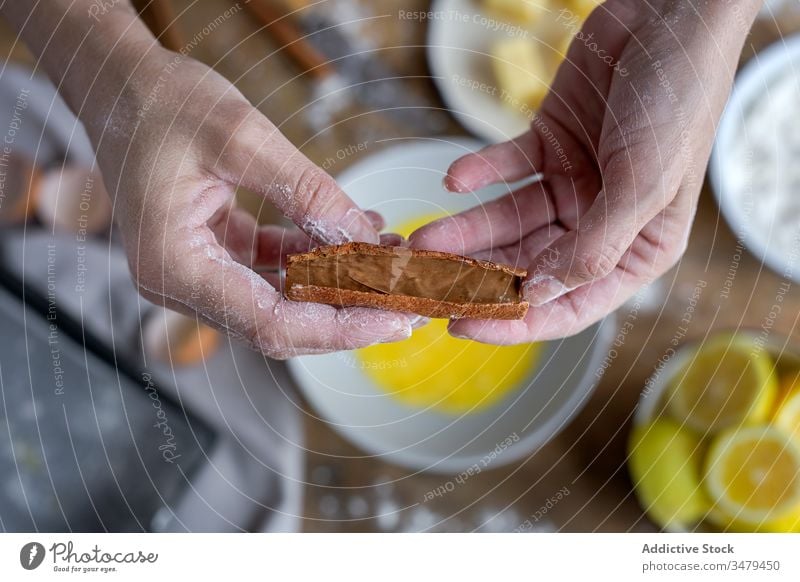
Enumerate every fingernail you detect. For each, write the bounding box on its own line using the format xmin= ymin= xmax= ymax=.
xmin=365 ymin=211 xmax=385 ymax=231
xmin=380 ymin=233 xmax=406 ymax=247
xmin=338 ymin=208 xmax=381 ymax=244
xmin=381 ymin=320 xmax=412 ymax=343
xmin=409 ymin=315 xmax=430 ymax=329
xmin=523 ymin=275 xmax=573 ymax=307
xmin=443 ymin=174 xmax=467 ymax=193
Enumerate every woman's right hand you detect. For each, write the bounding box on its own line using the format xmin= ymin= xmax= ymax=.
xmin=410 ymin=0 xmax=762 ymax=344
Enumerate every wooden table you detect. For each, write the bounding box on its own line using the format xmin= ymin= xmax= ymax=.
xmin=3 ymin=0 xmax=798 ymax=532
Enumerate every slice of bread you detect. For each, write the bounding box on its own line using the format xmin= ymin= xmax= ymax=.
xmin=285 ymin=242 xmax=529 ymax=320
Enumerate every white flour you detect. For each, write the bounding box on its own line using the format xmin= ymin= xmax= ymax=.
xmin=726 ymin=66 xmax=800 ymax=255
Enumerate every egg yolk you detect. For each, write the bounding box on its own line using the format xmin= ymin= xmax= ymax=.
xmin=356 ymin=214 xmax=541 ymax=415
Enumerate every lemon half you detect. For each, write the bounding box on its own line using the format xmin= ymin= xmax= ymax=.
xmin=628 ymin=419 xmax=710 ymax=529
xmin=666 ymin=335 xmax=778 ymax=434
xmin=705 ymin=425 xmax=800 ymax=532
xmin=773 ymin=389 xmax=800 ymax=444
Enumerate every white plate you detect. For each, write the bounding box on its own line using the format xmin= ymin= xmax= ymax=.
xmin=710 ymin=35 xmax=800 ymax=282
xmin=427 ymin=0 xmax=534 ymax=143
xmin=287 ymin=137 xmax=613 ymax=473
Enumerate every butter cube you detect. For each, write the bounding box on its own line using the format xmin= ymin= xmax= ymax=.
xmin=569 ymin=0 xmax=604 ymax=20
xmin=491 ymin=38 xmax=552 ymax=111
xmin=483 ymin=0 xmax=551 ymax=25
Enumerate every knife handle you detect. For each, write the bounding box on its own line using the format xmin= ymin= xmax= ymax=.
xmin=244 ymin=0 xmax=335 ymax=81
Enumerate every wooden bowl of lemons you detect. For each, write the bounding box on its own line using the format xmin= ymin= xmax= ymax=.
xmin=630 ymin=331 xmax=800 ymax=532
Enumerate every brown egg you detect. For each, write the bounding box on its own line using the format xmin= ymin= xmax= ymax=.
xmin=35 ymin=165 xmax=113 ymax=234
xmin=143 ymin=308 xmax=221 ymax=367
xmin=0 ymin=154 xmax=40 ymax=224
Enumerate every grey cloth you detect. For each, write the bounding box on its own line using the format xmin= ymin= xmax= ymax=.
xmin=0 ymin=65 xmax=304 ymax=532
xmin=0 ymin=65 xmax=95 ymax=166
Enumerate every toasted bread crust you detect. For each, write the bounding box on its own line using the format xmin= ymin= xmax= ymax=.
xmin=286 ymin=285 xmax=529 ymax=320
xmin=285 ymin=243 xmax=529 ymax=320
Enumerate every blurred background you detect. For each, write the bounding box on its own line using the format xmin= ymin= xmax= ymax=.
xmin=1 ymin=0 xmax=800 ymax=533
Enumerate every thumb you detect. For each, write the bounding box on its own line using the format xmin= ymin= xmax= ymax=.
xmin=223 ymin=112 xmax=379 ymax=244
xmin=523 ymin=158 xmax=674 ymax=306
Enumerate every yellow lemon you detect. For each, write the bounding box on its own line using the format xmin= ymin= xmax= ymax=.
xmin=774 ymin=390 xmax=800 ymax=444
xmin=569 ymin=0 xmax=604 ymax=21
xmin=666 ymin=335 xmax=778 ymax=434
xmin=628 ymin=419 xmax=710 ymax=529
xmin=483 ymin=0 xmax=553 ymax=25
xmin=704 ymin=426 xmax=800 ymax=532
xmin=770 ymin=369 xmax=800 ymax=413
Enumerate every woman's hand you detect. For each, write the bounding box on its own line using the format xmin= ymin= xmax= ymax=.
xmin=410 ymin=0 xmax=762 ymax=344
xmin=96 ymin=50 xmax=412 ymax=359
xmin=2 ymin=1 xmax=414 ymax=358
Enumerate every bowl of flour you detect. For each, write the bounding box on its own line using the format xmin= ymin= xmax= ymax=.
xmin=710 ymin=35 xmax=800 ymax=282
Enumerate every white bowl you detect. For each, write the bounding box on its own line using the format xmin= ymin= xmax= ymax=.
xmin=427 ymin=0 xmax=532 ymax=143
xmin=287 ymin=137 xmax=613 ymax=473
xmin=709 ymin=34 xmax=800 ymax=282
